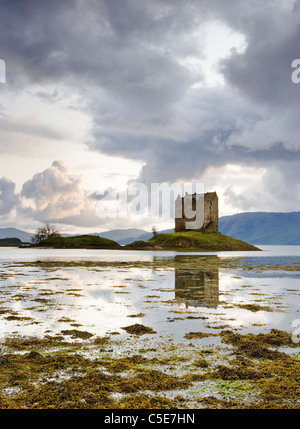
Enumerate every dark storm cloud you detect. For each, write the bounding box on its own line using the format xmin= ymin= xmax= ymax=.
xmin=138 ymin=139 xmax=300 ymax=185
xmin=213 ymin=0 xmax=300 ymax=107
xmin=1 ymin=0 xmax=300 ymax=215
xmin=80 ymin=0 xmax=300 ymax=184
xmin=0 ymin=0 xmax=201 ymax=97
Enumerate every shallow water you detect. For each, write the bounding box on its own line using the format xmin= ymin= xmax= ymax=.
xmin=0 ymin=245 xmax=299 ymax=343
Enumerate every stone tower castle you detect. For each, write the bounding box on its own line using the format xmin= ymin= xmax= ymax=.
xmin=175 ymin=192 xmax=218 ymax=233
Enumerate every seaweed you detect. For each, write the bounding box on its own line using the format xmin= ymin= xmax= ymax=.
xmin=60 ymin=330 xmax=94 ymax=340
xmin=184 ymin=332 xmax=218 ymax=340
xmin=121 ymin=324 xmax=157 ymax=336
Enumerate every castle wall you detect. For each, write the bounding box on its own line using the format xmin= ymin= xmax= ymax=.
xmin=203 ymin=192 xmax=218 ymax=233
xmin=175 ymin=192 xmax=218 ymax=233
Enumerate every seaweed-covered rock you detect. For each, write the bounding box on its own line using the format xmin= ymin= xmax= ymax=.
xmin=121 ymin=324 xmax=156 ymax=336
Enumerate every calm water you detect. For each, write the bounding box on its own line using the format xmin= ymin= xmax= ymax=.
xmin=0 ymin=245 xmax=299 ymax=342
xmin=1 ymin=244 xmax=300 ymax=263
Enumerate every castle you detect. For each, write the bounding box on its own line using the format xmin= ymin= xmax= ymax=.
xmin=175 ymin=191 xmax=218 ymax=233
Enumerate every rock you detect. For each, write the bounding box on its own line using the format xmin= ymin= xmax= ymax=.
xmin=174 ymin=394 xmax=185 ymax=402
xmin=121 ymin=323 xmax=157 ymax=335
xmin=0 ymin=356 xmax=9 ymax=365
xmin=26 ymin=351 xmax=42 ymax=360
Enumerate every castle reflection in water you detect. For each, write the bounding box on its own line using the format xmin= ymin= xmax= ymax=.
xmin=175 ymin=268 xmax=219 ymax=308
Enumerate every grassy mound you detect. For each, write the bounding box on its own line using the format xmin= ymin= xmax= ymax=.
xmin=125 ymin=231 xmax=260 ymax=251
xmin=35 ymin=235 xmax=121 ymax=249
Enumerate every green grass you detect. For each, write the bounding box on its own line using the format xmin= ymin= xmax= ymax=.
xmin=127 ymin=231 xmax=260 ymax=251
xmin=35 ymin=235 xmax=121 ymax=249
xmin=33 ymin=231 xmax=259 ymax=251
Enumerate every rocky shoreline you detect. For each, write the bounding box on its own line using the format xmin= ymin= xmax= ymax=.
xmin=0 ymin=326 xmax=299 ymax=409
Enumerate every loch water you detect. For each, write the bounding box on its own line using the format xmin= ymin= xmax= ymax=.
xmin=0 ymin=245 xmax=299 ymax=342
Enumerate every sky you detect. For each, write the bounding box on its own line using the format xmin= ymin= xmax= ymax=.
xmin=0 ymin=0 xmax=300 ymax=234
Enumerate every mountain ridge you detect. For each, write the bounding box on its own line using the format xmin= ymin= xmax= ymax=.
xmin=0 ymin=228 xmax=33 ymax=243
xmin=219 ymin=211 xmax=300 ymax=245
xmin=0 ymin=211 xmax=299 ymax=245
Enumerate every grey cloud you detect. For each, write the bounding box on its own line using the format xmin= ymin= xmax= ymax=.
xmin=0 ymin=117 xmax=62 ymax=142
xmin=138 ymin=139 xmax=300 ymax=185
xmin=89 ymin=82 xmax=300 ymax=184
xmin=79 ymin=0 xmax=300 ymax=183
xmin=2 ymin=0 xmax=300 ymax=217
xmin=218 ymin=1 xmax=300 ymax=107
xmin=1 ymin=0 xmax=202 ymax=108
xmin=224 ymin=160 xmax=300 ymax=213
xmin=0 ymin=177 xmax=19 ymax=215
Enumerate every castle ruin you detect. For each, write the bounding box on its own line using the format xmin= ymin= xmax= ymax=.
xmin=175 ymin=191 xmax=218 ymax=233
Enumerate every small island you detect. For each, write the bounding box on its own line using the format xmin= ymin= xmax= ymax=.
xmin=124 ymin=231 xmax=260 ymax=251
xmin=125 ymin=192 xmax=260 ymax=251
xmin=28 ymin=231 xmax=260 ymax=251
xmin=31 ymin=234 xmax=121 ymax=249
xmin=27 ymin=230 xmax=259 ymax=251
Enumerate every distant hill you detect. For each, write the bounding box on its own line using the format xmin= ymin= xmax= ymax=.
xmin=0 ymin=228 xmax=32 ymax=243
xmin=94 ymin=228 xmax=151 ymax=245
xmin=219 ymin=212 xmax=300 ymax=245
xmin=96 ymin=228 xmax=173 ymax=245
